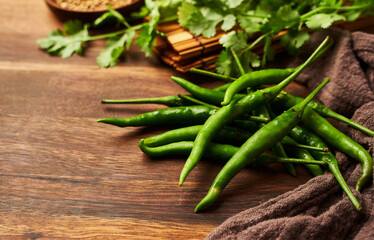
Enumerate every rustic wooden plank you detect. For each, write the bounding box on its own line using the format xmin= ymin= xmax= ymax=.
xmin=0 ymin=0 xmax=320 ymax=239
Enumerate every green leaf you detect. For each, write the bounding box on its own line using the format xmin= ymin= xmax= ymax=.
xmin=344 ymin=10 xmax=362 ymax=22
xmin=280 ymin=29 xmax=310 ymax=55
xmin=226 ymin=0 xmax=244 ymax=9
xmin=94 ymin=5 xmax=128 ymax=27
xmin=64 ymin=19 xmax=85 ymax=35
xmin=241 ymin=50 xmax=260 ymax=69
xmin=237 ymin=14 xmax=261 ymax=35
xmin=216 ymin=49 xmax=233 ymax=76
xmin=178 ymin=2 xmax=196 ymax=27
xmin=277 ymin=5 xmax=300 ymax=23
xmin=187 ymin=7 xmax=223 ymax=38
xmin=219 ymin=31 xmax=248 ymax=52
xmin=96 ymin=29 xmax=135 ymax=68
xmin=37 ymin=21 xmax=90 ymax=58
xmin=136 ymin=23 xmax=156 ymax=57
xmin=221 ymin=14 xmax=236 ymax=31
xmin=305 ymin=13 xmax=346 ymax=30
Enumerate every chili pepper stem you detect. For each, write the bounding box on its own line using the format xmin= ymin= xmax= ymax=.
xmin=269 ymin=37 xmax=331 ymax=97
xmin=190 ymin=68 xmax=236 ymax=82
xmin=292 ymin=78 xmax=330 ymax=114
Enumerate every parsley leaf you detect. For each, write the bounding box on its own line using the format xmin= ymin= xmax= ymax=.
xmin=305 ymin=13 xmax=346 ymax=30
xmin=226 ymin=0 xmax=245 ymax=9
xmin=221 ymin=14 xmax=236 ymax=32
xmin=37 ymin=20 xmax=90 ymax=58
xmin=216 ymin=49 xmax=234 ymax=76
xmin=136 ymin=23 xmax=157 ymax=57
xmin=97 ymin=29 xmax=135 ymax=67
xmin=178 ymin=2 xmax=196 ymax=27
xmin=280 ymin=29 xmax=310 ymax=55
xmin=94 ymin=5 xmax=130 ymax=28
xmin=219 ymin=31 xmax=248 ymax=52
xmin=187 ymin=7 xmax=223 ymax=38
xmin=237 ymin=14 xmax=262 ymax=35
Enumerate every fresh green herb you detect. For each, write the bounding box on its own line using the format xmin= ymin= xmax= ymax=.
xmin=38 ymin=0 xmax=373 ymax=70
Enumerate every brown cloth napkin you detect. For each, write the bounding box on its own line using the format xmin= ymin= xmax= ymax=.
xmin=206 ymin=29 xmax=374 ymax=240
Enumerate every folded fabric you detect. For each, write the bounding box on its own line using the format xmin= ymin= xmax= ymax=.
xmin=206 ymin=29 xmax=374 ymax=240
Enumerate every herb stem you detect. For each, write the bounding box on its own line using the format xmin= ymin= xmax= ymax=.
xmin=231 ymin=48 xmax=246 ymax=75
xmin=89 ymin=24 xmax=143 ymax=41
xmin=300 ymin=4 xmax=371 ymax=21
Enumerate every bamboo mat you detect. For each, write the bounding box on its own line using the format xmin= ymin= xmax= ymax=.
xmin=153 ymin=16 xmax=374 ymax=72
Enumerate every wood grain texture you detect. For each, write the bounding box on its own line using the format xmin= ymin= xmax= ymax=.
xmin=0 ymin=1 xmax=324 ymax=239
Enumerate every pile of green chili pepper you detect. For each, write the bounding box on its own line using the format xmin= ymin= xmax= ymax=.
xmin=98 ymin=36 xmax=373 ymax=212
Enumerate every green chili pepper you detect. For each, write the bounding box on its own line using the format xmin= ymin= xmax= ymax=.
xmin=97 ymin=105 xmax=218 ymax=127
xmin=194 ymin=78 xmax=329 ymax=212
xmin=143 ymin=125 xmax=328 ymax=155
xmin=171 ymin=76 xmax=245 ymax=106
xmin=254 ymin=104 xmax=297 ymax=176
xmin=277 ymin=93 xmax=373 ymax=192
xmin=179 ymin=37 xmax=331 ymax=186
xmin=282 ymin=137 xmax=324 ymax=177
xmin=288 ymin=125 xmax=362 ymax=211
xmin=308 ymin=100 xmax=374 ymax=137
xmin=138 ymin=139 xmax=326 ymax=167
xmin=97 ymin=105 xmax=267 ymax=128
xmin=101 ymin=95 xmax=187 ymax=107
xmin=221 ymin=69 xmax=295 ymax=105
xmin=144 ymin=125 xmax=251 ymax=147
xmin=221 ymin=42 xmax=333 ymax=106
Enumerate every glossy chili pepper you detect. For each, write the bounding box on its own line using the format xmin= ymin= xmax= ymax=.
xmin=143 ymin=125 xmax=329 ymax=154
xmin=138 ymin=139 xmax=326 ymax=167
xmin=97 ymin=105 xmax=267 ymax=128
xmin=179 ymin=37 xmax=331 ymax=186
xmin=194 ymin=78 xmax=329 ymax=212
xmin=288 ymin=125 xmax=362 ymax=211
xmin=277 ymin=92 xmax=373 ymax=192
xmin=253 ymin=104 xmax=296 ymax=176
xmin=97 ymin=105 xmax=218 ymax=127
xmin=308 ymin=100 xmax=374 ymax=137
xmin=101 ymin=95 xmax=187 ymax=107
xmin=171 ymin=76 xmax=244 ymax=106
xmin=221 ymin=41 xmax=333 ymax=105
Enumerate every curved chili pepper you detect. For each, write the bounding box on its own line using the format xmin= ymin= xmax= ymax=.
xmin=138 ymin=139 xmax=326 ymax=167
xmin=143 ymin=125 xmax=328 ymax=155
xmin=97 ymin=105 xmax=267 ymax=128
xmin=278 ymin=93 xmax=373 ymax=192
xmin=179 ymin=37 xmax=331 ymax=186
xmin=97 ymin=105 xmax=218 ymax=127
xmin=308 ymin=101 xmax=374 ymax=137
xmin=253 ymin=104 xmax=296 ymax=177
xmin=171 ymin=76 xmax=244 ymax=106
xmin=222 ymin=68 xmax=295 ymax=105
xmin=194 ymin=78 xmax=329 ymax=212
xmin=288 ymin=125 xmax=362 ymax=211
xmin=221 ymin=41 xmax=333 ymax=105
xmin=144 ymin=125 xmax=252 ymax=147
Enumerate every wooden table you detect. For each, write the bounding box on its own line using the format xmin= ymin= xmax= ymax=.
xmin=0 ymin=1 xmax=329 ymax=239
